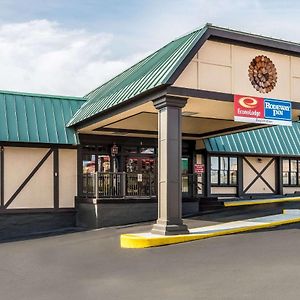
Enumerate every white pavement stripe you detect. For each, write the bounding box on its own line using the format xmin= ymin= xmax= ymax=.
xmin=189 ymin=221 xmax=268 ymax=234
xmin=130 ymin=211 xmax=300 ymax=238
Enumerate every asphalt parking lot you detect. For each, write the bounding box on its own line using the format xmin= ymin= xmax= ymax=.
xmin=1 ymin=217 xmax=300 ymax=300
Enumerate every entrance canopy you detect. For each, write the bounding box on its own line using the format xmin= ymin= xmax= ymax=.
xmin=68 ymin=23 xmax=300 ymax=235
xmin=68 ymin=23 xmax=300 ymax=140
xmin=73 ymin=95 xmax=260 ymax=140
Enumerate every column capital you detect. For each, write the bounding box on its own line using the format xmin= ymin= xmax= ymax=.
xmin=153 ymin=95 xmax=188 ymax=110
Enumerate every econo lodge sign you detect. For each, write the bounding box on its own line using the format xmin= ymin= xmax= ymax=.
xmin=234 ymin=95 xmax=292 ymax=126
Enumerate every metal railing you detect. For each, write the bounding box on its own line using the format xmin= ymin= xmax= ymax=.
xmin=82 ymin=172 xmax=203 ymax=199
xmin=126 ymin=173 xmax=156 ymax=197
xmin=82 ymin=172 xmax=156 ymax=198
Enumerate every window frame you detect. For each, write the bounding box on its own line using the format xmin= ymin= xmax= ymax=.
xmin=282 ymin=158 xmax=300 ymax=187
xmin=210 ymin=155 xmax=238 ymax=187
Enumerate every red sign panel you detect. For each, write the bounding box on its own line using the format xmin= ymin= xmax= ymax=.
xmin=194 ymin=164 xmax=205 ymax=174
xmin=234 ymin=95 xmax=264 ymax=123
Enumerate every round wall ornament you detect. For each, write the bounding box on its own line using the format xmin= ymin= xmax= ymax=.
xmin=248 ymin=55 xmax=277 ymax=93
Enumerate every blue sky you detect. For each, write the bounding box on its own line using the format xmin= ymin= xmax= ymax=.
xmin=0 ymin=0 xmax=300 ymax=96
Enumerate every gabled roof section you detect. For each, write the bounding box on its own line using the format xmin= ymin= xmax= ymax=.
xmin=205 ymin=122 xmax=300 ymax=156
xmin=0 ymin=90 xmax=85 ymax=145
xmin=68 ymin=23 xmax=300 ymax=127
xmin=68 ymin=27 xmax=207 ymax=126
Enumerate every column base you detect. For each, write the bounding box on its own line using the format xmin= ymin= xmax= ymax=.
xmin=151 ymin=221 xmax=189 ymax=236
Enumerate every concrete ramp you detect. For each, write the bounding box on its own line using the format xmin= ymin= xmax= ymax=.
xmin=224 ymin=196 xmax=300 ymax=207
xmin=121 ymin=209 xmax=300 ymax=249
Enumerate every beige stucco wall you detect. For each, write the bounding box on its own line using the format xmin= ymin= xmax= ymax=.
xmin=211 ymin=186 xmax=236 ymax=195
xmin=4 ymin=147 xmax=53 ymax=209
xmin=195 ymin=140 xmax=205 ymax=150
xmin=3 ymin=146 xmax=77 ymax=209
xmin=283 ymin=187 xmax=300 ymax=195
xmin=174 ymin=40 xmax=300 ymax=102
xmin=243 ymin=156 xmax=275 ymax=194
xmin=59 ymin=149 xmax=77 ymax=208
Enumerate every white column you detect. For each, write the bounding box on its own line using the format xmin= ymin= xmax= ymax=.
xmin=151 ymin=96 xmax=189 ymax=235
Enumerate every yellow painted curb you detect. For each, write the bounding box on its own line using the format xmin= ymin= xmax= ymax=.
xmin=224 ymin=196 xmax=300 ymax=207
xmin=120 ymin=217 xmax=300 ymax=248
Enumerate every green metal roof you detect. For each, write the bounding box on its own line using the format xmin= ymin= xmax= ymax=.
xmin=68 ymin=23 xmax=300 ymax=128
xmin=0 ymin=90 xmax=85 ymax=145
xmin=68 ymin=27 xmax=207 ymax=126
xmin=205 ymin=122 xmax=300 ymax=156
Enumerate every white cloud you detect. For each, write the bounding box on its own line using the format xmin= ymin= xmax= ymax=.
xmin=144 ymin=0 xmax=300 ymax=46
xmin=2 ymin=4 xmax=300 ymax=97
xmin=0 ymin=19 xmax=141 ymax=96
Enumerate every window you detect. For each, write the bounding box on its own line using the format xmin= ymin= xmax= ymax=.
xmin=211 ymin=157 xmax=219 ymax=184
xmin=282 ymin=159 xmax=300 ymax=186
xmin=220 ymin=157 xmax=228 ymax=184
xmin=229 ymin=157 xmax=238 ymax=185
xmin=98 ymin=155 xmax=111 ymax=172
xmin=210 ymin=156 xmax=238 ymax=186
xmin=83 ymin=154 xmax=96 ymax=174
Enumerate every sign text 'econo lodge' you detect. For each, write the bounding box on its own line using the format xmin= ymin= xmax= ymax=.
xmin=234 ymin=95 xmax=292 ymax=126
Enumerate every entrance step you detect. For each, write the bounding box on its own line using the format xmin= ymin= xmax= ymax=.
xmin=199 ymin=197 xmax=224 ymax=211
xmin=120 ymin=209 xmax=300 ymax=248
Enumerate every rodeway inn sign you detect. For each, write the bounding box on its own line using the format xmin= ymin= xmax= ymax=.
xmin=234 ymin=95 xmax=292 ymax=126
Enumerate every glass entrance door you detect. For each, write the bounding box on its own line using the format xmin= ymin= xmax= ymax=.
xmin=182 ymin=156 xmax=204 ymax=197
xmin=182 ymin=157 xmax=190 ymax=195
xmin=195 ymin=154 xmax=204 ymax=196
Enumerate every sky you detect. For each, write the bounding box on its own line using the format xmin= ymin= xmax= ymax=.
xmin=1 ymin=0 xmax=300 ymax=97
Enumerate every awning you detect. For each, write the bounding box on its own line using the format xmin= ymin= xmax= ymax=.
xmin=205 ymin=122 xmax=300 ymax=156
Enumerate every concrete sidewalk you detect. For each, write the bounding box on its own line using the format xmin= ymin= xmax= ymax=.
xmin=224 ymin=196 xmax=300 ymax=207
xmin=121 ymin=209 xmax=300 ymax=248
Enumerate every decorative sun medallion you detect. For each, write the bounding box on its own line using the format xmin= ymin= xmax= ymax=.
xmin=248 ymin=55 xmax=277 ymax=93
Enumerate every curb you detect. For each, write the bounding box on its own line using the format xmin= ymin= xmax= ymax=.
xmin=120 ymin=215 xmax=300 ymax=249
